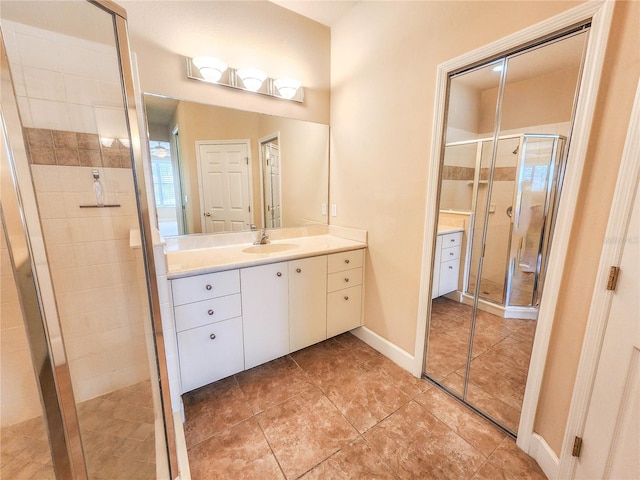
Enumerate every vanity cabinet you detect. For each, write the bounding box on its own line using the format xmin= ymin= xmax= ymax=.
xmin=327 ymin=250 xmax=364 ymax=337
xmin=241 ymin=263 xmax=289 ymax=369
xmin=173 ymin=270 xmax=244 ymax=392
xmin=432 ymin=231 xmax=462 ymax=298
xmin=289 ymin=256 xmax=328 ymax=352
xmin=171 ymin=247 xmax=365 ymax=393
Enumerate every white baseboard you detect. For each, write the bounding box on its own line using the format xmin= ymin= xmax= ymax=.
xmin=351 ymin=326 xmax=415 ymax=373
xmin=174 ymin=411 xmax=191 ymax=480
xmin=529 ymin=433 xmax=559 ymax=479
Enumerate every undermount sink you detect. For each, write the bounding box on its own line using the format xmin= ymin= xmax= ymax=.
xmin=242 ymin=243 xmax=299 ymax=254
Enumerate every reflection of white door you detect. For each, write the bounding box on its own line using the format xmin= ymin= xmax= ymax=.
xmin=574 ymin=183 xmax=639 ymax=479
xmin=261 ymin=137 xmax=281 ymax=228
xmin=197 ymin=141 xmax=251 ymax=233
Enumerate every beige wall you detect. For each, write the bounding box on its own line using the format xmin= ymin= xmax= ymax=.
xmin=120 ymin=0 xmax=330 ymax=125
xmin=534 ymin=0 xmax=640 ymax=453
xmin=331 ymin=0 xmax=638 ymax=457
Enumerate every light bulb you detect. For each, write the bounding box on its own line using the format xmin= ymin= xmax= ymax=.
xmin=237 ymin=68 xmax=267 ymax=92
xmin=274 ymin=78 xmax=302 ymax=99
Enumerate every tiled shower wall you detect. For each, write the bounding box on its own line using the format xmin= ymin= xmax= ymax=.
xmin=0 ymin=235 xmax=43 ymax=427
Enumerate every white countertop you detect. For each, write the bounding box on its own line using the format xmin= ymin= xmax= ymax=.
xmin=166 ymin=234 xmax=367 ymax=278
xmin=437 ymin=224 xmax=464 ymax=235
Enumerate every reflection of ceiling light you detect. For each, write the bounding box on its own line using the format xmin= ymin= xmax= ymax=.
xmin=274 ymin=78 xmax=302 ymax=99
xmin=237 ymin=68 xmax=267 ymax=92
xmin=492 ymin=64 xmax=504 ymax=72
xmin=119 ymin=138 xmax=130 ymax=148
xmin=192 ymin=56 xmax=228 ymax=82
xmin=151 ymin=142 xmax=168 ymax=158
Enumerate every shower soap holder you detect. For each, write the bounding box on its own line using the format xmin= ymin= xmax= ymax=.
xmin=79 ymin=169 xmax=121 ymax=208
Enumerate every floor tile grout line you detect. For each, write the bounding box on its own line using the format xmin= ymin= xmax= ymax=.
xmin=253 ymin=411 xmax=288 ymax=480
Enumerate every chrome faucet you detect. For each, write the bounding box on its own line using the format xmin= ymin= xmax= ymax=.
xmin=254 ymin=228 xmax=270 ymax=245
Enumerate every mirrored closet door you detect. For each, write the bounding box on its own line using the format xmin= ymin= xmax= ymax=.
xmin=424 ymin=27 xmax=589 ymax=435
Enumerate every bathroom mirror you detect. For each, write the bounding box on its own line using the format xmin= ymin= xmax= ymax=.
xmin=144 ymin=94 xmax=329 ymax=236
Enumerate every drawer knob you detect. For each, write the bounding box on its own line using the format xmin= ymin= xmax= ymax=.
xmin=344 ymin=278 xmax=350 ymax=283
xmin=296 ymin=268 xmax=301 ymax=273
xmin=209 ymin=333 xmax=216 ymax=340
xmin=205 ymin=284 xmax=212 ymax=291
xmin=449 ymin=252 xmax=454 ymax=256
xmin=450 ymin=239 xmax=455 ymax=243
xmin=344 ymin=296 xmax=349 ymax=301
xmin=345 ymin=259 xmax=350 ymax=264
xmin=208 ymin=309 xmax=214 ymax=316
xmin=277 ymin=272 xmax=282 ymax=277
xmin=449 ymin=266 xmax=453 ymax=270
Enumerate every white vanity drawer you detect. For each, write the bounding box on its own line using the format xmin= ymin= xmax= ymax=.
xmin=441 ymin=245 xmax=461 ymax=262
xmin=178 ymin=316 xmax=244 ymax=393
xmin=327 ymin=267 xmax=363 ymax=292
xmin=174 ymin=293 xmax=242 ymax=332
xmin=328 ymin=249 xmax=364 ymax=273
xmin=440 ymin=231 xmax=462 ymax=249
xmin=171 ymin=269 xmax=240 ymax=306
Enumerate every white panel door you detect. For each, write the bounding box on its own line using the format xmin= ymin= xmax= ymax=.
xmin=575 ymin=182 xmax=640 ymax=479
xmin=263 ymin=141 xmax=282 ymax=228
xmin=289 ymin=256 xmax=327 ymax=352
xmin=198 ymin=142 xmax=251 ymax=233
xmin=241 ymin=262 xmax=289 ymax=369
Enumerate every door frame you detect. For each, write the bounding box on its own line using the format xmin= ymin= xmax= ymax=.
xmin=557 ymin=78 xmax=640 ymax=479
xmin=195 ymin=139 xmax=254 ymax=232
xmin=412 ymin=0 xmax=614 ymax=453
xmin=258 ymin=132 xmax=282 ymax=228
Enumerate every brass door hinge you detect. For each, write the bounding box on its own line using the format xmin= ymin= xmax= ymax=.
xmin=607 ymin=266 xmax=620 ymax=291
xmin=572 ymin=436 xmax=583 ymax=457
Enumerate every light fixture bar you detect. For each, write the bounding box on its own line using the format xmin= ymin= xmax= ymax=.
xmin=186 ymin=57 xmax=304 ymax=103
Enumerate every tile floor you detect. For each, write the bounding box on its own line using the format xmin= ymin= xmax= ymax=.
xmin=183 ymin=332 xmax=546 ymax=479
xmin=426 ymin=297 xmax=537 ymax=432
xmin=0 ymin=380 xmax=156 ymax=479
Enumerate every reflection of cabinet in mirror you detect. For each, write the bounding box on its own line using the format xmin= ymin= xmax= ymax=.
xmin=144 ymin=94 xmax=329 ymax=236
xmin=171 ymin=248 xmax=365 ymax=393
xmin=431 ymin=231 xmax=462 ymax=299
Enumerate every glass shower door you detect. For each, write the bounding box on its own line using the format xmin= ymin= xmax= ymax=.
xmin=1 ymin=1 xmax=174 ymax=477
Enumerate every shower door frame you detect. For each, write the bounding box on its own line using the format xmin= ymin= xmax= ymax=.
xmin=0 ymin=1 xmax=178 ymax=477
xmin=413 ymin=0 xmax=614 ymax=455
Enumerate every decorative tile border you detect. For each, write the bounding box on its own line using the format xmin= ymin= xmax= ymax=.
xmin=24 ymin=128 xmax=132 ymax=169
xmin=443 ymin=166 xmax=516 ymax=182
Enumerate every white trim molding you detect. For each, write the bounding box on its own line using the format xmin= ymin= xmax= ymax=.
xmin=530 ymin=433 xmax=560 ymax=479
xmin=557 ymin=78 xmax=640 ymax=479
xmin=352 ymin=326 xmax=415 ymax=372
xmin=412 ymin=0 xmax=615 ymax=456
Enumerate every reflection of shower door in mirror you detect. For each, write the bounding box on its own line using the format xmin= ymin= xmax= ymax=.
xmin=261 ymin=137 xmax=282 ymax=228
xmin=197 ymin=141 xmax=252 ymax=233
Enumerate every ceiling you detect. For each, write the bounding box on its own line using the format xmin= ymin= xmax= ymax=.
xmin=269 ymin=1 xmax=359 ymax=27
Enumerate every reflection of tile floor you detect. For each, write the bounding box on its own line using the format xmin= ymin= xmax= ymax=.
xmin=0 ymin=380 xmax=156 ymax=480
xmin=184 ymin=332 xmax=546 ymax=479
xmin=426 ymin=297 xmax=537 ymax=433
xmin=468 ymin=273 xmax=536 ymax=306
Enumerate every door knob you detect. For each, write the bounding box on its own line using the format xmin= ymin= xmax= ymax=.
xmin=204 ymin=212 xmax=211 ymax=217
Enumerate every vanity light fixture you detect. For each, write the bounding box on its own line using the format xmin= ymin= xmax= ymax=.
xmin=274 ymin=78 xmax=302 ymax=100
xmin=237 ymin=68 xmax=267 ymax=92
xmin=192 ymin=56 xmax=228 ymax=82
xmin=186 ymin=56 xmax=304 ymax=103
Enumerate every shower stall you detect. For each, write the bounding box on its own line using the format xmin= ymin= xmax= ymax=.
xmin=443 ymin=133 xmax=566 ymax=318
xmin=0 ymin=1 xmax=178 ymax=478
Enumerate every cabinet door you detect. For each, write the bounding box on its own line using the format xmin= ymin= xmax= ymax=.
xmin=289 ymin=256 xmax=327 ymax=352
xmin=241 ymin=262 xmax=289 ymax=369
xmin=178 ymin=317 xmax=244 ymax=393
xmin=327 ymin=285 xmax=362 ymax=337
